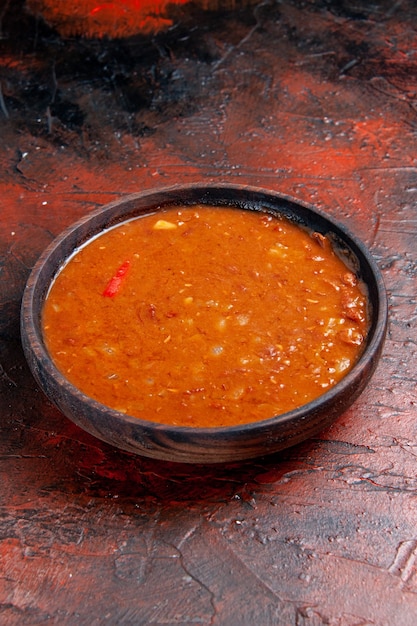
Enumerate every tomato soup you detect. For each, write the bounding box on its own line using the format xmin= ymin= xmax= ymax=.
xmin=42 ymin=206 xmax=368 ymax=428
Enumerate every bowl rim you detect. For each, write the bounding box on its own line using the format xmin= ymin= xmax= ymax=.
xmin=21 ymin=182 xmax=388 ymax=438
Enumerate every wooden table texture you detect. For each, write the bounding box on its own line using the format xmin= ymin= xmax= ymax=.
xmin=0 ymin=1 xmax=416 ymax=624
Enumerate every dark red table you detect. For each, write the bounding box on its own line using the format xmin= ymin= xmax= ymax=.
xmin=1 ymin=1 xmax=416 ymax=624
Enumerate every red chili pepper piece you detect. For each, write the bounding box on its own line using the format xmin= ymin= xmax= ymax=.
xmin=102 ymin=260 xmax=130 ymax=298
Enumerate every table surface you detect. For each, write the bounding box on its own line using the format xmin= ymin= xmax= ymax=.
xmin=1 ymin=1 xmax=416 ymax=624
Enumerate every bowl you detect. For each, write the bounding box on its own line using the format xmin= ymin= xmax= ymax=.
xmin=21 ymin=184 xmax=388 ymax=463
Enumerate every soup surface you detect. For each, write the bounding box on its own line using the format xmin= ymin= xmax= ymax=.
xmin=43 ymin=205 xmax=368 ymax=427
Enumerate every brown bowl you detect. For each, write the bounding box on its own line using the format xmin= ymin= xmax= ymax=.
xmin=21 ymin=184 xmax=388 ymax=463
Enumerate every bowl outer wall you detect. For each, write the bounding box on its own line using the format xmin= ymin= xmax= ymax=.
xmin=20 ymin=184 xmax=388 ymax=463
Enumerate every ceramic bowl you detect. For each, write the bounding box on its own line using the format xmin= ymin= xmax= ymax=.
xmin=21 ymin=184 xmax=388 ymax=463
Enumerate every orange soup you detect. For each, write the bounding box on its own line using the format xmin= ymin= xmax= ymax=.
xmin=42 ymin=206 xmax=368 ymax=427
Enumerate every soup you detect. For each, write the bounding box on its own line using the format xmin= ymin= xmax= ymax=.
xmin=42 ymin=205 xmax=368 ymax=428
